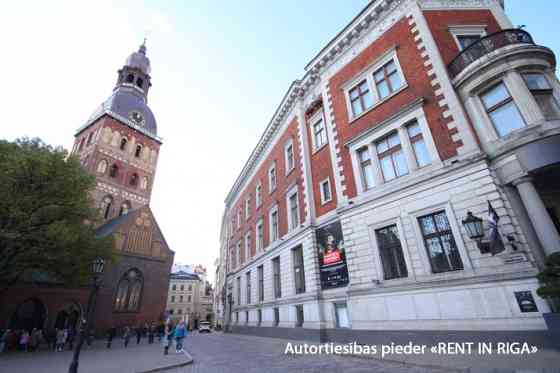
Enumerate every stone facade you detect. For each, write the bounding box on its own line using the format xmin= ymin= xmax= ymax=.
xmin=217 ymin=0 xmax=560 ymax=338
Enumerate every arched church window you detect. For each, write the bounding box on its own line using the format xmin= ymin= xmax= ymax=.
xmin=97 ymin=160 xmax=108 ymax=174
xmin=126 ymin=74 xmax=134 ymax=83
xmin=136 ymin=77 xmax=143 ymax=88
xmin=109 ymin=164 xmax=119 ymax=178
xmin=140 ymin=176 xmax=149 ymax=190
xmin=100 ymin=195 xmax=113 ymax=219
xmin=120 ymin=137 xmax=128 ymax=151
xmin=129 ymin=173 xmax=138 ymax=187
xmin=119 ymin=201 xmax=131 ymax=216
xmin=135 ymin=144 xmax=142 ymax=158
xmin=114 ymin=269 xmax=143 ymax=312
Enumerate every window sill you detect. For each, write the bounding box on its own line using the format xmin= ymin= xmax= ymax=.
xmin=312 ymin=142 xmax=329 ymax=155
xmin=347 ymin=84 xmax=409 ymax=125
xmin=320 ymin=197 xmax=333 ymax=206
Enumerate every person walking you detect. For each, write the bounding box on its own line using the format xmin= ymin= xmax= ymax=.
xmin=19 ymin=330 xmax=30 ymax=351
xmin=28 ymin=328 xmax=38 ymax=351
xmin=66 ymin=327 xmax=75 ymax=350
xmin=106 ymin=327 xmax=116 ymax=349
xmin=148 ymin=323 xmax=155 ymax=344
xmin=123 ymin=326 xmax=131 ymax=348
xmin=163 ymin=322 xmax=174 ymax=355
xmin=135 ymin=324 xmax=143 ymax=345
xmin=157 ymin=322 xmax=164 ymax=342
xmin=0 ymin=329 xmax=10 ymax=353
xmin=55 ymin=329 xmax=66 ymax=352
xmin=173 ymin=321 xmax=187 ymax=353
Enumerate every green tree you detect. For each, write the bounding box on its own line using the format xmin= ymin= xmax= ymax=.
xmin=537 ymin=252 xmax=560 ymax=312
xmin=0 ymin=137 xmax=113 ymax=292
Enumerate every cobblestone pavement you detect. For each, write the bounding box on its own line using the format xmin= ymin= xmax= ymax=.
xmin=166 ymin=332 xmax=454 ymax=373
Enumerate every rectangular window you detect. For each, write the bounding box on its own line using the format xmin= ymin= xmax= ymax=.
xmin=480 ymin=82 xmax=525 ymax=137
xmin=270 ymin=209 xmax=279 ymax=242
xmin=273 ymin=307 xmax=280 ymax=326
xmin=456 ymin=34 xmax=481 ymax=50
xmin=172 ymin=284 xmax=176 ymax=291
xmin=256 ymin=220 xmax=264 ymax=252
xmin=257 ymin=309 xmax=262 ymax=326
xmin=418 ymin=211 xmax=464 ymax=273
xmin=246 ymin=271 xmax=251 ymax=304
xmin=187 ymin=295 xmax=191 ymax=302
xmin=288 ymin=191 xmax=299 ymax=231
xmin=236 ymin=312 xmax=239 ymax=323
xmin=171 ymin=295 xmax=175 ymax=303
xmin=269 ymin=162 xmax=277 ymax=193
xmin=236 ymin=277 xmax=241 ymax=305
xmin=312 ymin=117 xmax=328 ymax=149
xmin=256 ymin=183 xmax=262 ymax=208
xmin=375 ymin=225 xmax=408 ymax=280
xmin=245 ymin=311 xmax=249 ymax=324
xmin=188 ymin=285 xmax=192 ymax=292
xmin=237 ymin=209 xmax=241 ymax=229
xmin=245 ymin=196 xmax=251 ymax=219
xmin=293 ymin=246 xmax=306 ymax=294
xmin=179 ymin=295 xmax=183 ymax=302
xmin=320 ymin=178 xmax=332 ymax=204
xmin=407 ymin=121 xmax=431 ymax=168
xmin=245 ymin=232 xmax=252 ymax=259
xmin=236 ymin=241 xmax=242 ymax=267
xmin=285 ymin=141 xmax=295 ymax=173
xmin=180 ymin=285 xmax=184 ymax=291
xmin=357 ymin=147 xmax=375 ymax=191
xmin=335 ymin=303 xmax=350 ymax=328
xmin=349 ymin=79 xmax=374 ymax=116
xmin=373 ymin=60 xmax=403 ymax=100
xmin=273 ymin=256 xmax=281 ymax=298
xmin=376 ymin=132 xmax=408 ymax=182
xmin=523 ymin=73 xmax=560 ymax=120
xmin=295 ymin=305 xmax=304 ymax=327
xmin=257 ymin=265 xmax=264 ymax=302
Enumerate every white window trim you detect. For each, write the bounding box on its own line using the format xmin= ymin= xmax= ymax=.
xmin=285 ymin=185 xmax=300 ymax=232
xmin=343 ymin=47 xmax=408 ymax=122
xmin=256 ymin=218 xmax=264 ymax=252
xmin=284 ymin=139 xmax=295 ymax=175
xmin=367 ymin=216 xmax=416 ymax=284
xmin=255 ymin=182 xmax=262 ymax=208
xmin=319 ymin=177 xmax=333 ymax=205
xmin=309 ymin=110 xmax=328 ymax=153
xmin=237 ymin=209 xmax=242 ymax=229
xmin=236 ymin=241 xmax=242 ymax=268
xmin=269 ymin=205 xmax=279 ymax=244
xmin=245 ymin=196 xmax=251 ymax=220
xmin=268 ymin=161 xmax=277 ymax=194
xmin=448 ymin=25 xmax=487 ymax=51
xmin=348 ymin=105 xmax=441 ymax=195
xmin=245 ymin=231 xmax=251 ymax=261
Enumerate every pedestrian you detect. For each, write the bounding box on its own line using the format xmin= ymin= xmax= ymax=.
xmin=0 ymin=329 xmax=10 ymax=353
xmin=123 ymin=326 xmax=131 ymax=348
xmin=163 ymin=322 xmax=174 ymax=355
xmin=135 ymin=324 xmax=143 ymax=344
xmin=106 ymin=327 xmax=116 ymax=349
xmin=67 ymin=327 xmax=75 ymax=350
xmin=56 ymin=328 xmax=66 ymax=352
xmin=173 ymin=321 xmax=187 ymax=353
xmin=19 ymin=330 xmax=30 ymax=351
xmin=28 ymin=328 xmax=38 ymax=351
xmin=148 ymin=322 xmax=155 ymax=344
xmin=157 ymin=322 xmax=164 ymax=342
xmin=86 ymin=329 xmax=94 ymax=347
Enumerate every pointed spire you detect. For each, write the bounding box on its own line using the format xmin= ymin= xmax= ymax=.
xmin=139 ymin=37 xmax=147 ymax=55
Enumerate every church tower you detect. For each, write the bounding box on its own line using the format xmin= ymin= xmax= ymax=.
xmin=71 ymin=41 xmax=162 ymax=221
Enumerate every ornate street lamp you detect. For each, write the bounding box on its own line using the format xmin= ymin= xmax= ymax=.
xmin=461 ymin=211 xmax=489 ymax=253
xmin=68 ymin=257 xmax=105 ymax=373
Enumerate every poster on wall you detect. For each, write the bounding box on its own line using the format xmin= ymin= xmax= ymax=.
xmin=316 ymin=221 xmax=349 ymax=289
xmin=514 ymin=291 xmax=538 ymax=313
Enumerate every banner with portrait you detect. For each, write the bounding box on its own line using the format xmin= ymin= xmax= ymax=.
xmin=316 ymin=221 xmax=349 ymax=289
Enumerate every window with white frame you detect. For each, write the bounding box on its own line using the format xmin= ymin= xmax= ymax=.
xmin=349 ymin=79 xmax=374 ymax=117
xmin=376 ymin=132 xmax=408 ymax=182
xmin=523 ymin=73 xmax=560 ymax=120
xmin=373 ymin=60 xmax=404 ymax=100
xmin=312 ymin=116 xmax=328 ymax=150
xmin=268 ymin=162 xmax=277 ymax=193
xmin=236 ymin=241 xmax=242 ymax=267
xmin=287 ymin=189 xmax=299 ymax=231
xmin=246 ymin=271 xmax=251 ymax=304
xmin=319 ymin=178 xmax=332 ymax=205
xmin=407 ymin=121 xmax=431 ymax=168
xmin=245 ymin=231 xmax=251 ymax=260
xmin=480 ymin=82 xmax=526 ymax=138
xmin=256 ymin=219 xmax=264 ymax=252
xmin=237 ymin=209 xmax=241 ymax=229
xmin=285 ymin=140 xmax=295 ymax=174
xmin=245 ymin=196 xmax=251 ymax=220
xmin=357 ymin=147 xmax=375 ymax=191
xmin=256 ymin=182 xmax=262 ymax=208
xmin=269 ymin=206 xmax=279 ymax=243
xmin=449 ymin=26 xmax=486 ymax=51
xmin=418 ymin=211 xmax=463 ymax=273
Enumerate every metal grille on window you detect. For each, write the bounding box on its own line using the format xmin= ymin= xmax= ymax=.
xmin=418 ymin=211 xmax=464 ymax=273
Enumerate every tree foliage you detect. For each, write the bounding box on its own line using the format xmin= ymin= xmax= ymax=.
xmin=537 ymin=252 xmax=560 ymax=304
xmin=0 ymin=138 xmax=114 ymax=290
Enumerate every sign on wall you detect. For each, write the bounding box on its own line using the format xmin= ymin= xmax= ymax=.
xmin=316 ymin=221 xmax=349 ymax=289
xmin=514 ymin=291 xmax=539 ymax=313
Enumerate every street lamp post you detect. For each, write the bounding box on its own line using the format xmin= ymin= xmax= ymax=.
xmin=68 ymin=257 xmax=105 ymax=373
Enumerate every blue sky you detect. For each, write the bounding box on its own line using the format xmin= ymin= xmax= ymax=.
xmin=0 ymin=1 xmax=557 ymax=279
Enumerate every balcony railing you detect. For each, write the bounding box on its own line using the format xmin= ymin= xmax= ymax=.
xmin=448 ymin=29 xmax=534 ymax=79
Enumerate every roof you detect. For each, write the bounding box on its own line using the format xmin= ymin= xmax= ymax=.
xmin=170 ymin=271 xmax=201 ymax=281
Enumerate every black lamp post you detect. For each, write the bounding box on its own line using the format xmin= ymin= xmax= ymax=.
xmin=68 ymin=257 xmax=105 ymax=373
xmin=461 ymin=211 xmax=490 ymax=253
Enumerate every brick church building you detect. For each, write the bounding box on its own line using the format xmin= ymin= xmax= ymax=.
xmin=1 ymin=43 xmax=174 ymax=333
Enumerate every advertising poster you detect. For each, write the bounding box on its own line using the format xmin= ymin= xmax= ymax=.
xmin=316 ymin=221 xmax=349 ymax=289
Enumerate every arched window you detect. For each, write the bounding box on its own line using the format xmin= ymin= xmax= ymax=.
xmin=120 ymin=137 xmax=128 ymax=151
xmin=135 ymin=144 xmax=142 ymax=158
xmin=136 ymin=77 xmax=143 ymax=88
xmin=109 ymin=164 xmax=119 ymax=178
xmin=126 ymin=74 xmax=134 ymax=83
xmin=140 ymin=176 xmax=149 ymax=190
xmin=97 ymin=160 xmax=108 ymax=174
xmin=100 ymin=195 xmax=113 ymax=219
xmin=119 ymin=201 xmax=131 ymax=216
xmin=86 ymin=132 xmax=94 ymax=146
xmin=114 ymin=269 xmax=143 ymax=312
xmin=129 ymin=173 xmax=138 ymax=187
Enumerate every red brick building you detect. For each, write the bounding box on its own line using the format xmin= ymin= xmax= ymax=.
xmin=218 ymin=0 xmax=560 ymax=339
xmin=1 ymin=43 xmax=174 ymax=333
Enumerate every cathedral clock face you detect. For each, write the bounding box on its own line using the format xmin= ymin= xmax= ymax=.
xmin=129 ymin=111 xmax=145 ymax=126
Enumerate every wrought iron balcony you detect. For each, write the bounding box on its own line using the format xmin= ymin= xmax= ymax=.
xmin=448 ymin=29 xmax=534 ymax=79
